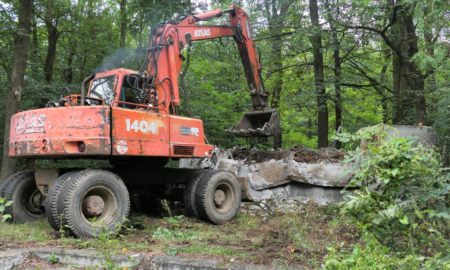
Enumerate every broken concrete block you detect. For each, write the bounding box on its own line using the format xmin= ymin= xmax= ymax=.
xmin=246 ymin=181 xmax=345 ymax=205
xmin=289 ymin=162 xmax=353 ymax=187
xmin=248 ymin=159 xmax=291 ymax=191
xmin=216 ymin=159 xmax=239 ymax=174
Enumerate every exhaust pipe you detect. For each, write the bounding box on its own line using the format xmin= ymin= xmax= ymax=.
xmin=227 ymin=108 xmax=281 ymax=137
xmin=80 ymin=73 xmax=96 ymax=106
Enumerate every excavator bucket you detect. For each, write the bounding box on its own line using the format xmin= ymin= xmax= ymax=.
xmin=227 ymin=109 xmax=281 ymax=137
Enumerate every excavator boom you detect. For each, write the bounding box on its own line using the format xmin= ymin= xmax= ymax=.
xmin=133 ymin=5 xmax=281 ymax=137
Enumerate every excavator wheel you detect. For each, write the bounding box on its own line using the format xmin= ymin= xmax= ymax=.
xmin=183 ymin=170 xmax=206 ymax=219
xmin=44 ymin=171 xmax=80 ymax=231
xmin=1 ymin=171 xmax=34 ymax=220
xmin=56 ymin=169 xmax=130 ymax=238
xmin=195 ymin=170 xmax=241 ymax=225
xmin=4 ymin=170 xmax=42 ymax=223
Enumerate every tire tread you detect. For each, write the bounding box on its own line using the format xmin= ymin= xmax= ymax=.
xmin=195 ymin=170 xmax=241 ymax=225
xmin=45 ymin=171 xmax=79 ymax=231
xmin=58 ymin=169 xmax=129 ymax=238
xmin=5 ymin=170 xmax=40 ymax=222
xmin=183 ymin=170 xmax=206 ymax=219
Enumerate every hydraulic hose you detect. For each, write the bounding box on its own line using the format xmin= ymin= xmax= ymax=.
xmin=80 ymin=73 xmax=96 ymax=106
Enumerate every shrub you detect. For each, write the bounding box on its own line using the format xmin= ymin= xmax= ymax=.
xmin=334 ymin=125 xmax=450 ymax=256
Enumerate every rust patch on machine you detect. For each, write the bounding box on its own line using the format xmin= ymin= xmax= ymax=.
xmin=9 ymin=107 xmax=111 ymax=158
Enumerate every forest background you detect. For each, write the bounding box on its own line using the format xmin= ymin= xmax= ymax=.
xmin=1 ymin=0 xmax=450 ymax=178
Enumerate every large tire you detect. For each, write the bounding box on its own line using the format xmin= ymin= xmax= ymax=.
xmin=1 ymin=171 xmax=31 ymax=202
xmin=44 ymin=171 xmax=80 ymax=231
xmin=56 ymin=170 xmax=130 ymax=238
xmin=1 ymin=171 xmax=33 ymax=219
xmin=183 ymin=170 xmax=206 ymax=219
xmin=5 ymin=170 xmax=42 ymax=222
xmin=195 ymin=170 xmax=241 ymax=225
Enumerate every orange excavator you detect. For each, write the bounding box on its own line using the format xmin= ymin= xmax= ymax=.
xmin=0 ymin=6 xmax=281 ymax=238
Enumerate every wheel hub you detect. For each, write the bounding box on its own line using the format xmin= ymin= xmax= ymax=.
xmin=214 ymin=190 xmax=226 ymax=205
xmin=82 ymin=195 xmax=104 ymax=216
xmin=29 ymin=189 xmax=43 ymax=213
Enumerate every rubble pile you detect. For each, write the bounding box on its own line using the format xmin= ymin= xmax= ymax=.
xmin=239 ymin=194 xmax=312 ymax=216
xmin=230 ymin=145 xmax=347 ymax=164
xmin=180 ymin=144 xmax=353 ymax=203
xmin=290 ymin=145 xmax=346 ymax=164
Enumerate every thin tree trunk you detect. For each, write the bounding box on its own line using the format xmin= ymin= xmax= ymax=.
xmin=31 ymin=8 xmax=38 ymax=80
xmin=310 ymin=0 xmax=328 ymax=148
xmin=44 ymin=0 xmax=58 ymax=83
xmin=180 ymin=43 xmax=192 ymax=116
xmin=26 ymin=7 xmax=39 ymax=170
xmin=326 ymin=1 xmax=342 ymax=149
xmin=270 ymin=34 xmax=283 ymax=150
xmin=0 ymin=0 xmax=34 ymax=184
xmin=116 ymin=0 xmax=127 ymax=67
xmin=333 ymin=48 xmax=342 ymax=149
xmin=66 ymin=46 xmax=75 ymax=84
xmin=262 ymin=0 xmax=292 ymax=150
xmin=379 ymin=54 xmax=389 ymax=123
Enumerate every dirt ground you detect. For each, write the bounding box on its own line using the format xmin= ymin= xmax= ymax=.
xmin=0 ymin=201 xmax=361 ymax=269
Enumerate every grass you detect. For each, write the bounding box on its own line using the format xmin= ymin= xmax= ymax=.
xmin=0 ymin=201 xmax=361 ymax=269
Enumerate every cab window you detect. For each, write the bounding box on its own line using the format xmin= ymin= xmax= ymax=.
xmin=118 ymin=86 xmax=139 ymax=106
xmin=89 ymin=76 xmax=116 ymax=105
xmin=118 ymin=75 xmax=141 ymax=109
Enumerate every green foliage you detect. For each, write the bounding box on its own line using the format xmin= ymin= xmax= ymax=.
xmin=163 ymin=215 xmax=185 ymax=227
xmin=166 ymin=247 xmax=178 ymax=256
xmin=0 ymin=197 xmax=12 ymax=223
xmin=336 ymin=126 xmax=450 ymax=256
xmin=48 ymin=252 xmax=59 ymax=264
xmin=0 ymin=0 xmax=450 ymax=165
xmin=324 ymin=242 xmax=450 ymax=269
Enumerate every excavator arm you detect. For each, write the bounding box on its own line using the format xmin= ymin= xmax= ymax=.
xmin=132 ymin=5 xmax=281 ymax=137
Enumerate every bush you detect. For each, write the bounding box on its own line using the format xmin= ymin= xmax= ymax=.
xmin=334 ymin=125 xmax=450 ymax=256
xmin=324 ymin=242 xmax=450 ymax=269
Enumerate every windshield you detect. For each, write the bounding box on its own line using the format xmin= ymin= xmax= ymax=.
xmin=89 ymin=75 xmax=116 ymax=105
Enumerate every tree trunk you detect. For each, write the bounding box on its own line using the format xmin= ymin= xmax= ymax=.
xmin=44 ymin=0 xmax=58 ymax=83
xmin=262 ymin=0 xmax=292 ymax=150
xmin=310 ymin=0 xmax=328 ymax=148
xmin=326 ymin=2 xmax=342 ymax=149
xmin=270 ymin=34 xmax=283 ymax=150
xmin=402 ymin=7 xmax=427 ymax=126
xmin=0 ymin=0 xmax=34 ymax=184
xmin=391 ymin=13 xmax=412 ymax=125
xmin=180 ymin=43 xmax=192 ymax=116
xmin=31 ymin=8 xmax=38 ymax=80
xmin=333 ymin=48 xmax=342 ymax=149
xmin=117 ymin=0 xmax=127 ymax=67
xmin=65 ymin=47 xmax=75 ymax=84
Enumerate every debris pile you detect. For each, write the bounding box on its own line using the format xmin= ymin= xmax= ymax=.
xmin=290 ymin=145 xmax=346 ymax=164
xmin=230 ymin=145 xmax=347 ymax=164
xmin=180 ymin=145 xmax=353 ymax=203
xmin=239 ymin=196 xmax=311 ymax=216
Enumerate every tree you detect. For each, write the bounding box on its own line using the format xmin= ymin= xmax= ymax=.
xmin=309 ymin=0 xmax=328 ymax=148
xmin=342 ymin=1 xmax=433 ymax=126
xmin=261 ymin=0 xmax=294 ymax=150
xmin=0 ymin=0 xmax=34 ymax=183
xmin=116 ymin=0 xmax=127 ymax=67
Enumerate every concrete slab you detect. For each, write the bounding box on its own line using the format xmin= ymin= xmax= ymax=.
xmin=0 ymin=249 xmax=31 ymax=270
xmin=247 ymin=182 xmax=345 ymax=205
xmin=289 ymin=162 xmax=353 ymax=187
xmin=0 ymin=248 xmax=299 ymax=270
